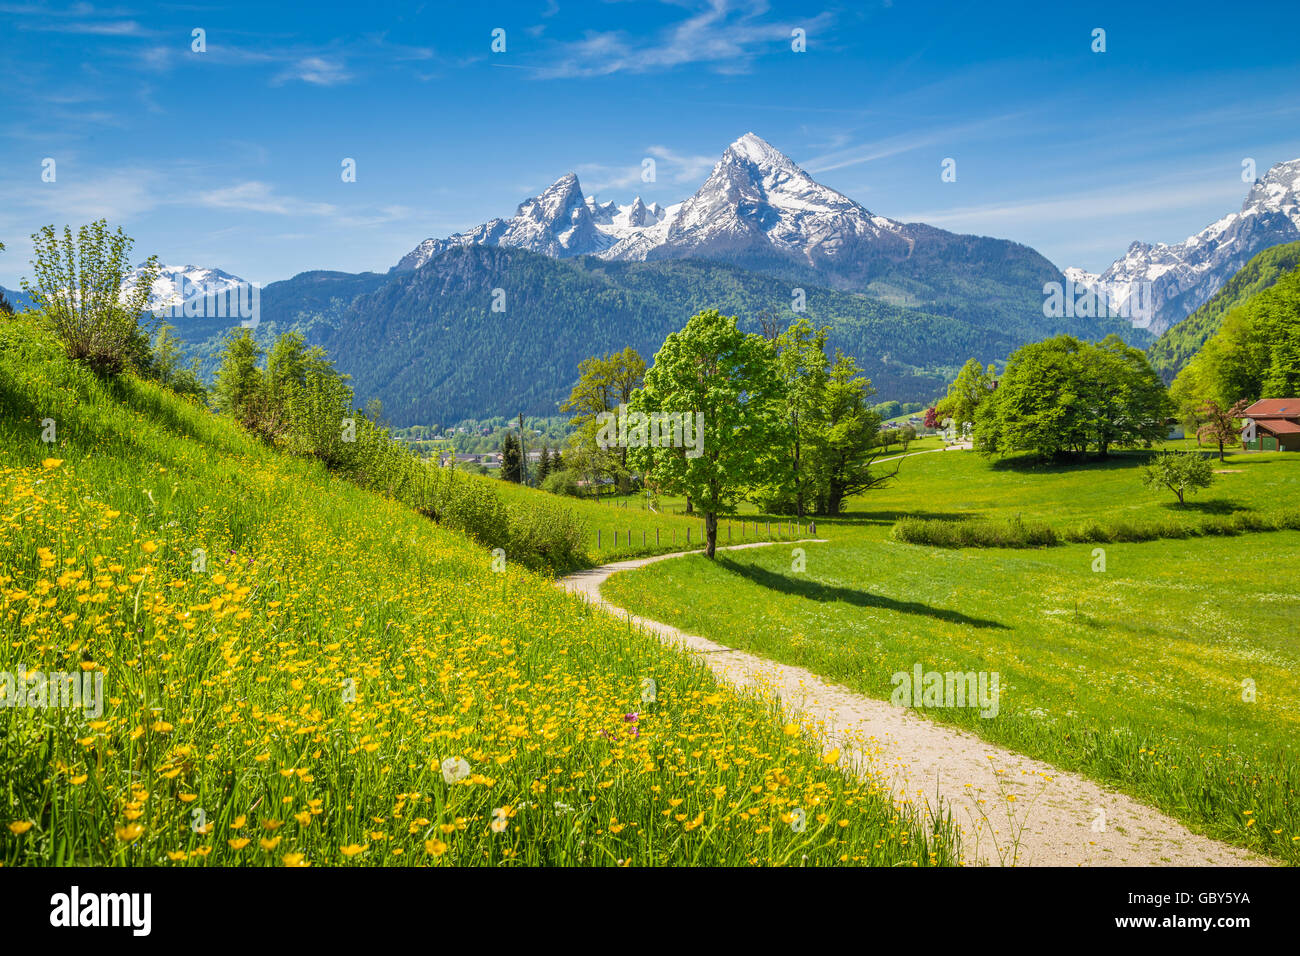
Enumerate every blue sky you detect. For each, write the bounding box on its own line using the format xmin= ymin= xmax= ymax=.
xmin=3 ymin=0 xmax=1299 ymax=288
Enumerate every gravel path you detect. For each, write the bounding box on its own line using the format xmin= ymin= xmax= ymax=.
xmin=558 ymin=541 xmax=1267 ymax=867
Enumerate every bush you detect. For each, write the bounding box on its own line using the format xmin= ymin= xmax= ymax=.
xmin=897 ymin=508 xmax=1300 ymax=550
xmin=24 ymin=220 xmax=160 ymax=375
xmin=542 ymin=469 xmax=581 ymax=498
xmin=892 ymin=516 xmax=1057 ymax=548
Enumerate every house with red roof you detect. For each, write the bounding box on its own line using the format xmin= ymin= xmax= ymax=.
xmin=1241 ymin=399 xmax=1300 ymax=452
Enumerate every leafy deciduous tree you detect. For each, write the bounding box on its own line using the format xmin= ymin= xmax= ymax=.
xmin=629 ymin=309 xmax=780 ymax=558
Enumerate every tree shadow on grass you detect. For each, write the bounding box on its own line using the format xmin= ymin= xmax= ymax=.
xmin=988 ymin=450 xmax=1157 ymax=474
xmin=1157 ymin=498 xmax=1244 ymax=515
xmin=714 ymin=557 xmax=1010 ymax=630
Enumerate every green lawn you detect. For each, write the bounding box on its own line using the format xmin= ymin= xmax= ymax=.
xmin=604 ymin=445 xmax=1300 ymax=863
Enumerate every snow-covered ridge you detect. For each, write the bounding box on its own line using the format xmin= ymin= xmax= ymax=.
xmin=391 ymin=132 xmax=912 ymax=272
xmin=128 ymin=263 xmax=251 ymax=313
xmin=392 ymin=172 xmax=677 ymax=271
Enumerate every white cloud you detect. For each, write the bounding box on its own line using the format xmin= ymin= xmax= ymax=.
xmin=534 ymin=0 xmax=832 ymax=79
xmin=272 ymin=56 xmax=353 ymax=87
xmin=196 ymin=181 xmax=338 ymax=217
xmin=895 ymin=180 xmax=1248 ymax=232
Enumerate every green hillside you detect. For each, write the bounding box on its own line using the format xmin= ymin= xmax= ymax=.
xmin=1149 ymin=241 xmax=1300 ymax=381
xmin=0 ymin=311 xmax=955 ymax=866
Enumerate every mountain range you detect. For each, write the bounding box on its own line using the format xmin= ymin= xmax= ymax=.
xmin=395 ymin=133 xmax=1066 ymax=330
xmin=1066 ymin=158 xmax=1300 ymax=335
xmin=32 ymin=132 xmax=1300 ymax=424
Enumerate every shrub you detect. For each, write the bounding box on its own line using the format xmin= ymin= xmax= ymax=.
xmin=905 ymin=508 xmax=1300 ymax=550
xmin=23 ymin=220 xmax=160 ymax=375
xmin=542 ymin=469 xmax=581 ymax=498
xmin=892 ymin=516 xmax=1057 ymax=548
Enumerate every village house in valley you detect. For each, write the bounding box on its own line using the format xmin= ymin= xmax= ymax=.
xmin=1242 ymin=399 xmax=1300 ymax=452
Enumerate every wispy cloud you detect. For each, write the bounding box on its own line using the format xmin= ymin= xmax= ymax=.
xmin=801 ymin=113 xmax=1030 ymax=174
xmin=196 ymin=181 xmax=338 ymax=217
xmin=22 ymin=18 xmax=149 ymax=35
xmin=896 ymin=179 xmax=1248 ymax=236
xmin=534 ymin=0 xmax=832 ymax=79
xmin=271 ymin=55 xmax=353 ymax=86
xmin=576 ymin=142 xmax=717 ymax=194
xmin=0 ymin=166 xmax=166 ymax=251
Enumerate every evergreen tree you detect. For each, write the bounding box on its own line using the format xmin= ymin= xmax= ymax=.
xmin=213 ymin=330 xmax=264 ymax=429
xmin=536 ymin=446 xmax=552 ymax=482
xmin=501 ymin=432 xmax=523 ymax=483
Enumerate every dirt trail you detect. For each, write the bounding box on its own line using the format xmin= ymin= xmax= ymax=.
xmin=558 ymin=541 xmax=1267 ymax=867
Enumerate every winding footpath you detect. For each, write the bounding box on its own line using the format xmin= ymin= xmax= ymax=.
xmin=558 ymin=541 xmax=1267 ymax=868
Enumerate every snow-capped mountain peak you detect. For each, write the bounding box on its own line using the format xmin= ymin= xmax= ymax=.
xmin=129 ymin=263 xmax=250 ymax=313
xmin=600 ymin=132 xmax=909 ymax=265
xmin=724 ymin=131 xmax=801 ymax=173
xmin=393 ymin=172 xmax=677 ymax=271
xmin=390 ymin=132 xmax=1026 ymax=289
xmin=1066 ymin=156 xmax=1300 ymax=334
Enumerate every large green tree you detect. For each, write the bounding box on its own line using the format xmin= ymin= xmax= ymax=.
xmin=1170 ymin=266 xmax=1300 ymax=412
xmin=629 ymin=309 xmax=781 ymax=558
xmin=764 ymin=317 xmax=829 ymax=518
xmin=976 ymin=335 xmax=1170 ymax=459
xmin=809 ymin=351 xmax=891 ymax=515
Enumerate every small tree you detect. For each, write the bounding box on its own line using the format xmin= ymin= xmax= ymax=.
xmin=1142 ymin=451 xmax=1214 ymax=505
xmin=23 ymin=220 xmax=160 ymax=373
xmin=1196 ymin=398 xmax=1250 ymax=461
xmin=935 ymin=358 xmax=995 ymax=437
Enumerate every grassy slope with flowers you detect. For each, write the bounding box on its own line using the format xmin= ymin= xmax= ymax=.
xmin=0 ymin=313 xmax=957 ymax=867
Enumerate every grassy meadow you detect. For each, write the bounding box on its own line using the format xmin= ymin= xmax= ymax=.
xmin=604 ymin=443 xmax=1300 ymax=863
xmin=489 ymin=477 xmax=807 ymax=563
xmin=0 ymin=315 xmax=962 ymax=867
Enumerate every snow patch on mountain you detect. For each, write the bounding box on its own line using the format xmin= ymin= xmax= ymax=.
xmin=601 ymin=132 xmax=909 ymax=264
